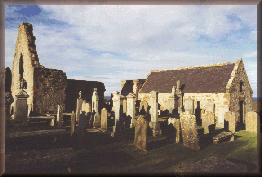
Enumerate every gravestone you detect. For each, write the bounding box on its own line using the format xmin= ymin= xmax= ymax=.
xmin=168 ymin=118 xmax=181 ymax=143
xmin=13 ymin=89 xmax=29 ymax=123
xmin=168 ymin=95 xmax=175 ymax=114
xmin=101 ymin=108 xmax=108 ymax=130
xmin=134 ymin=115 xmax=148 ymax=151
xmin=184 ymin=97 xmax=194 ymax=114
xmin=78 ymin=111 xmax=87 ymax=136
xmin=71 ymin=111 xmax=76 ymax=136
xmin=126 ymin=93 xmax=136 ymax=128
xmin=149 ymin=91 xmax=161 ymax=136
xmin=245 ymin=111 xmax=258 ymax=133
xmin=57 ymin=105 xmax=64 ymax=127
xmin=81 ymin=100 xmax=86 ymax=112
xmin=180 ymin=111 xmax=200 ymax=150
xmin=92 ymin=88 xmax=101 ymax=128
xmin=201 ymin=111 xmax=215 ymax=134
xmin=76 ymin=92 xmax=83 ymax=123
xmin=85 ymin=102 xmax=91 ymax=113
xmin=224 ymin=111 xmax=236 ymax=133
xmin=218 ymin=107 xmax=229 ymax=128
xmin=205 ymin=101 xmax=214 ymax=113
xmin=123 ymin=99 xmax=127 ymax=114
xmin=111 ymin=94 xmax=125 ymax=137
xmin=111 ymin=91 xmax=120 ymax=112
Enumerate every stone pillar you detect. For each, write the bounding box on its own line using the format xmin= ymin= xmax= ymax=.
xmin=133 ymin=79 xmax=139 ymax=101
xmin=149 ymin=91 xmax=161 ymax=137
xmin=14 ymin=89 xmax=29 ymax=123
xmin=126 ymin=93 xmax=136 ymax=128
xmin=76 ymin=91 xmax=83 ymax=123
xmin=111 ymin=91 xmax=120 ymax=112
xmin=92 ymin=88 xmax=100 ymax=128
xmin=123 ymin=99 xmax=127 ymax=114
xmin=175 ymin=80 xmax=183 ymax=114
xmin=168 ymin=95 xmax=175 ymax=114
xmin=71 ymin=111 xmax=76 ymax=136
xmin=57 ymin=105 xmax=64 ymax=127
xmin=112 ymin=94 xmax=125 ymax=137
xmin=101 ymin=108 xmax=108 ymax=130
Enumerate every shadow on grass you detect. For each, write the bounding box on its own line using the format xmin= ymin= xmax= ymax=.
xmin=226 ymin=158 xmax=258 ymax=172
xmin=147 ymin=138 xmax=171 ymax=151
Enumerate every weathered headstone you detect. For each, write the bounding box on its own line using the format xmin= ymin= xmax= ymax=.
xmin=85 ymin=102 xmax=91 ymax=113
xmin=184 ymin=97 xmax=194 ymax=114
xmin=71 ymin=111 xmax=76 ymax=136
xmin=123 ymin=99 xmax=127 ymax=114
xmin=92 ymin=88 xmax=101 ymax=128
xmin=111 ymin=91 xmax=120 ymax=112
xmin=76 ymin=92 xmax=83 ymax=123
xmin=126 ymin=93 xmax=136 ymax=128
xmin=78 ymin=110 xmax=87 ymax=136
xmin=57 ymin=105 xmax=63 ymax=127
xmin=149 ymin=91 xmax=161 ymax=136
xmin=14 ymin=89 xmax=29 ymax=123
xmin=218 ymin=107 xmax=229 ymax=128
xmin=245 ymin=111 xmax=258 ymax=133
xmin=201 ymin=111 xmax=215 ymax=134
xmin=168 ymin=118 xmax=181 ymax=143
xmin=168 ymin=95 xmax=175 ymax=114
xmin=81 ymin=100 xmax=86 ymax=112
xmin=224 ymin=111 xmax=236 ymax=133
xmin=134 ymin=115 xmax=148 ymax=151
xmin=205 ymin=101 xmax=214 ymax=113
xmin=101 ymin=108 xmax=108 ymax=130
xmin=112 ymin=94 xmax=125 ymax=137
xmin=180 ymin=111 xmax=200 ymax=150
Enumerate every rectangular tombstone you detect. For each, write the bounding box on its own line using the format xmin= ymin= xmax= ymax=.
xmin=245 ymin=111 xmax=258 ymax=133
xmin=168 ymin=96 xmax=175 ymax=114
xmin=14 ymin=89 xmax=29 ymax=123
xmin=205 ymin=101 xmax=214 ymax=113
xmin=168 ymin=118 xmax=181 ymax=143
xmin=134 ymin=115 xmax=148 ymax=151
xmin=71 ymin=111 xmax=76 ymax=136
xmin=218 ymin=107 xmax=229 ymax=128
xmin=224 ymin=111 xmax=236 ymax=133
xmin=180 ymin=111 xmax=200 ymax=150
xmin=78 ymin=111 xmax=87 ymax=136
xmin=57 ymin=105 xmax=64 ymax=127
xmin=76 ymin=98 xmax=83 ymax=123
xmin=101 ymin=108 xmax=108 ymax=130
xmin=123 ymin=99 xmax=127 ymax=114
xmin=184 ymin=98 xmax=194 ymax=114
xmin=81 ymin=100 xmax=86 ymax=112
xmin=201 ymin=111 xmax=215 ymax=134
xmin=85 ymin=102 xmax=91 ymax=113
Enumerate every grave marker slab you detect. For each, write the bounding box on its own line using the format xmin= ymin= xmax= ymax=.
xmin=71 ymin=111 xmax=76 ymax=136
xmin=205 ymin=101 xmax=214 ymax=113
xmin=168 ymin=118 xmax=181 ymax=143
xmin=127 ymin=93 xmax=136 ymax=128
xmin=101 ymin=108 xmax=108 ymax=130
xmin=184 ymin=97 xmax=194 ymax=114
xmin=201 ymin=111 xmax=215 ymax=134
xmin=245 ymin=111 xmax=258 ymax=133
xmin=224 ymin=111 xmax=236 ymax=133
xmin=134 ymin=115 xmax=148 ymax=151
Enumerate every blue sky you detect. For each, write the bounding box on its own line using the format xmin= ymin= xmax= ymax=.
xmin=5 ymin=5 xmax=257 ymax=97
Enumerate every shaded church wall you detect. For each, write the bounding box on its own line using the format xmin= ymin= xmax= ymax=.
xmin=65 ymin=79 xmax=105 ymax=113
xmin=33 ymin=67 xmax=67 ymax=114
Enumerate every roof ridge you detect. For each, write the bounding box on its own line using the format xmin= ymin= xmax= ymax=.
xmin=151 ymin=61 xmax=234 ymax=72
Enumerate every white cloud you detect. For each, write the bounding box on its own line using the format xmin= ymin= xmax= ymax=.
xmin=243 ymin=51 xmax=257 ymax=58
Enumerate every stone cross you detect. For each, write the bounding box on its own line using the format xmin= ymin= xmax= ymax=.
xmin=92 ymin=88 xmax=100 ymax=128
xmin=101 ymin=108 xmax=108 ymax=130
xmin=126 ymin=93 xmax=136 ymax=128
xmin=134 ymin=115 xmax=148 ymax=151
xmin=149 ymin=91 xmax=161 ymax=136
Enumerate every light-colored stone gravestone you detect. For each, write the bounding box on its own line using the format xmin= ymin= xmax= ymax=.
xmin=112 ymin=94 xmax=125 ymax=137
xmin=245 ymin=111 xmax=259 ymax=133
xmin=180 ymin=111 xmax=200 ymax=150
xmin=71 ymin=111 xmax=76 ymax=136
xmin=92 ymin=88 xmax=101 ymax=128
xmin=14 ymin=89 xmax=29 ymax=123
xmin=84 ymin=102 xmax=91 ymax=113
xmin=126 ymin=93 xmax=136 ymax=128
xmin=76 ymin=91 xmax=83 ymax=123
xmin=224 ymin=111 xmax=236 ymax=133
xmin=184 ymin=97 xmax=194 ymax=114
xmin=168 ymin=95 xmax=175 ymax=114
xmin=101 ymin=108 xmax=108 ymax=130
xmin=123 ymin=99 xmax=127 ymax=114
xmin=134 ymin=115 xmax=148 ymax=151
xmin=149 ymin=91 xmax=161 ymax=137
xmin=168 ymin=118 xmax=181 ymax=143
xmin=218 ymin=107 xmax=229 ymax=128
xmin=205 ymin=101 xmax=214 ymax=113
xmin=111 ymin=91 xmax=120 ymax=112
xmin=201 ymin=111 xmax=215 ymax=134
xmin=57 ymin=105 xmax=64 ymax=127
xmin=81 ymin=100 xmax=86 ymax=112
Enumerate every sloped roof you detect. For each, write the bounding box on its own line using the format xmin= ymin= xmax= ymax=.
xmin=140 ymin=62 xmax=236 ymax=93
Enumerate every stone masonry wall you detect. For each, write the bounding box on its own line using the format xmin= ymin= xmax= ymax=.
xmin=33 ymin=67 xmax=67 ymax=114
xmin=227 ymin=59 xmax=253 ymax=123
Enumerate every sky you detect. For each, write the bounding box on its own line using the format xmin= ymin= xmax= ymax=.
xmin=5 ymin=5 xmax=257 ymax=97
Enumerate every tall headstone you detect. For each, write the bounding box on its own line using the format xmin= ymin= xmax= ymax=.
xmin=149 ymin=91 xmax=161 ymax=136
xmin=78 ymin=110 xmax=87 ymax=136
xmin=123 ymin=99 xmax=127 ymax=114
xmin=218 ymin=107 xmax=229 ymax=128
xmin=133 ymin=79 xmax=139 ymax=101
xmin=85 ymin=102 xmax=91 ymax=113
xmin=57 ymin=105 xmax=64 ymax=127
xmin=76 ymin=91 xmax=83 ymax=123
xmin=134 ymin=115 xmax=148 ymax=151
xmin=111 ymin=91 xmax=120 ymax=112
xmin=126 ymin=93 xmax=136 ymax=128
xmin=168 ymin=118 xmax=181 ymax=143
xmin=184 ymin=97 xmax=194 ymax=114
xmin=205 ymin=101 xmax=214 ymax=113
xmin=14 ymin=89 xmax=29 ymax=123
xmin=81 ymin=100 xmax=86 ymax=112
xmin=224 ymin=111 xmax=236 ymax=133
xmin=180 ymin=111 xmax=200 ymax=150
xmin=101 ymin=108 xmax=108 ymax=130
xmin=71 ymin=111 xmax=76 ymax=136
xmin=245 ymin=111 xmax=258 ymax=133
xmin=92 ymin=88 xmax=101 ymax=128
xmin=175 ymin=80 xmax=183 ymax=114
xmin=168 ymin=95 xmax=175 ymax=114
xmin=201 ymin=111 xmax=215 ymax=134
xmin=111 ymin=94 xmax=125 ymax=137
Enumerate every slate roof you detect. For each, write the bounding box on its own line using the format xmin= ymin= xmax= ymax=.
xmin=139 ymin=62 xmax=236 ymax=93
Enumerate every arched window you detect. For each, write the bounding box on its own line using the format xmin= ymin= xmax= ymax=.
xmin=19 ymin=54 xmax=23 ymax=80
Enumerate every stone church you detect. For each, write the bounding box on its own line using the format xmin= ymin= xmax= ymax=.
xmin=6 ymin=22 xmax=106 ymax=116
xmin=121 ymin=59 xmax=253 ymax=128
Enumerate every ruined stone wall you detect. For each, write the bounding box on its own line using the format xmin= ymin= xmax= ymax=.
xmin=227 ymin=59 xmax=253 ymax=123
xmin=11 ymin=22 xmax=40 ymax=113
xmin=65 ymin=79 xmax=106 ymax=114
xmin=121 ymin=80 xmax=133 ymax=96
xmin=33 ymin=67 xmax=67 ymax=114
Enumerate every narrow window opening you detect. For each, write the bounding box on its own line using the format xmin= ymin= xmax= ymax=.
xmin=19 ymin=54 xmax=23 ymax=80
xmin=240 ymin=82 xmax=243 ymax=92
